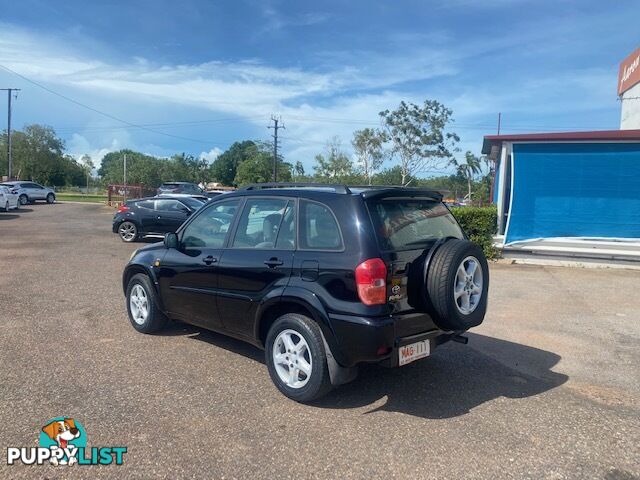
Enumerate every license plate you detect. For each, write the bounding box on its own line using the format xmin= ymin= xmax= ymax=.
xmin=398 ymin=340 xmax=430 ymax=366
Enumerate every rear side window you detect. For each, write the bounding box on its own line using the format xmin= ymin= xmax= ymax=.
xmin=299 ymin=200 xmax=342 ymax=250
xmin=135 ymin=200 xmax=155 ymax=210
xmin=367 ymin=198 xmax=463 ymax=251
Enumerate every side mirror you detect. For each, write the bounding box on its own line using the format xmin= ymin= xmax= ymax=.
xmin=164 ymin=232 xmax=179 ymax=249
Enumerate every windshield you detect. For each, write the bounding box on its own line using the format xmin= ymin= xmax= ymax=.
xmin=367 ymin=197 xmax=464 ymax=251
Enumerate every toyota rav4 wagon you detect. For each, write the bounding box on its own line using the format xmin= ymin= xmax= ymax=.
xmin=122 ymin=183 xmax=489 ymax=402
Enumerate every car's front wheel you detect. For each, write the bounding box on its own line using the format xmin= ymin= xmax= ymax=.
xmin=18 ymin=194 xmax=28 ymax=205
xmin=118 ymin=221 xmax=138 ymax=242
xmin=46 ymin=193 xmax=55 ymax=204
xmin=265 ymin=313 xmax=333 ymax=402
xmin=125 ymin=273 xmax=168 ymax=333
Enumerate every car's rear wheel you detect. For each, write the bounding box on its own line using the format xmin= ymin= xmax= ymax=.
xmin=425 ymin=239 xmax=489 ymax=331
xmin=46 ymin=193 xmax=55 ymax=204
xmin=125 ymin=273 xmax=168 ymax=333
xmin=118 ymin=221 xmax=138 ymax=242
xmin=19 ymin=194 xmax=28 ymax=206
xmin=265 ymin=313 xmax=333 ymax=402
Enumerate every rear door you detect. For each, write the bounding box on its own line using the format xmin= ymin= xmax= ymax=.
xmin=29 ymin=183 xmax=47 ymax=200
xmin=133 ymin=200 xmax=157 ymax=233
xmin=365 ymin=196 xmax=464 ymax=316
xmin=215 ymin=197 xmax=296 ymax=336
xmin=154 ymin=198 xmax=191 ymax=233
xmin=157 ymin=198 xmax=241 ymax=329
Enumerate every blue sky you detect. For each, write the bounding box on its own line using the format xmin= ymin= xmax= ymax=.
xmin=0 ymin=0 xmax=637 ymax=174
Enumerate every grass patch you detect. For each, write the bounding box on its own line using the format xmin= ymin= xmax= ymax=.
xmin=55 ymin=193 xmax=107 ymax=203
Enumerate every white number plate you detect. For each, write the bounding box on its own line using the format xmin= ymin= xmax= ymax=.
xmin=398 ymin=340 xmax=430 ymax=366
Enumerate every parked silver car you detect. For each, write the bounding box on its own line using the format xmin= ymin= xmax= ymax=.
xmin=0 ymin=185 xmax=20 ymax=211
xmin=0 ymin=181 xmax=56 ymax=205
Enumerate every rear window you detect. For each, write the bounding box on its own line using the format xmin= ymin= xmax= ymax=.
xmin=367 ymin=198 xmax=463 ymax=251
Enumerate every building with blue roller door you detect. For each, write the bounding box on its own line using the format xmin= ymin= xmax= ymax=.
xmin=482 ymin=130 xmax=640 ymax=261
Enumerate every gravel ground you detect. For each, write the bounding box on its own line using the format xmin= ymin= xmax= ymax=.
xmin=0 ymin=202 xmax=638 ymax=480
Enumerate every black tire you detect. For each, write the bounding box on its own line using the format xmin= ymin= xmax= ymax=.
xmin=425 ymin=239 xmax=489 ymax=331
xmin=118 ymin=221 xmax=139 ymax=242
xmin=46 ymin=193 xmax=55 ymax=204
xmin=19 ymin=194 xmax=28 ymax=206
xmin=125 ymin=273 xmax=168 ymax=333
xmin=265 ymin=313 xmax=333 ymax=402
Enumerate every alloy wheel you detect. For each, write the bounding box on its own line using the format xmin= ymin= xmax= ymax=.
xmin=272 ymin=329 xmax=312 ymax=389
xmin=454 ymin=255 xmax=483 ymax=315
xmin=129 ymin=284 xmax=149 ymax=325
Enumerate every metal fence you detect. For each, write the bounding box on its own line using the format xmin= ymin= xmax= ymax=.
xmin=107 ymin=184 xmax=154 ymax=207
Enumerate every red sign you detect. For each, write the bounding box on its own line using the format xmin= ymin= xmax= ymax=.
xmin=618 ymin=47 xmax=640 ymax=96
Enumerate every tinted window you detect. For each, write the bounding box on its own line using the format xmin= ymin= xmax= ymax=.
xmin=367 ymin=198 xmax=463 ymax=251
xmin=231 ymin=198 xmax=290 ymax=249
xmin=135 ymin=200 xmax=155 ymax=210
xmin=179 ymin=197 xmax=204 ymax=210
xmin=182 ymin=199 xmax=240 ymax=248
xmin=156 ymin=199 xmax=187 ymax=212
xmin=299 ymin=200 xmax=342 ymax=250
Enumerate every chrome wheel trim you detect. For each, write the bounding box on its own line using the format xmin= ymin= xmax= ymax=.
xmin=129 ymin=284 xmax=149 ymax=325
xmin=119 ymin=222 xmax=136 ymax=241
xmin=454 ymin=256 xmax=483 ymax=315
xmin=19 ymin=195 xmax=27 ymax=205
xmin=272 ymin=329 xmax=312 ymax=389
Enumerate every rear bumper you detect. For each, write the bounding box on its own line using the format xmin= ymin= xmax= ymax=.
xmin=327 ymin=311 xmax=451 ymax=368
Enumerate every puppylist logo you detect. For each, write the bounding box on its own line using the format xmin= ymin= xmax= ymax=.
xmin=7 ymin=417 xmax=127 ymax=466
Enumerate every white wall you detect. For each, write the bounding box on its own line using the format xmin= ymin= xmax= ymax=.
xmin=621 ymin=82 xmax=640 ymax=129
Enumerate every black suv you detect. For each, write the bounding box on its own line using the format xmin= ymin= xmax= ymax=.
xmin=122 ymin=184 xmax=489 ymax=402
xmin=157 ymin=182 xmax=204 ymax=196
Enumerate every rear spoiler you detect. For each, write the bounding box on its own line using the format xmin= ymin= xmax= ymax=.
xmin=359 ymin=187 xmax=447 ymax=201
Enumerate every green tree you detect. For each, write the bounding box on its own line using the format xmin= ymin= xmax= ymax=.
xmin=352 ymin=128 xmax=386 ymax=185
xmin=372 ymin=165 xmax=413 ymax=186
xmin=80 ymin=154 xmax=94 ymax=190
xmin=293 ymin=161 xmax=305 ymax=180
xmin=313 ymin=137 xmax=353 ymax=179
xmin=379 ymin=100 xmax=459 ymax=185
xmin=210 ymin=140 xmax=258 ymax=186
xmin=451 ymin=151 xmax=482 ymax=201
xmin=234 ymin=149 xmax=292 ymax=186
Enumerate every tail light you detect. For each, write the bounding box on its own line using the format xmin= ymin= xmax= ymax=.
xmin=117 ymin=205 xmax=130 ymax=213
xmin=355 ymin=258 xmax=387 ymax=305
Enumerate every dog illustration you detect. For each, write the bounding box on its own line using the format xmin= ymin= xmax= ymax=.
xmin=41 ymin=418 xmax=80 ymax=465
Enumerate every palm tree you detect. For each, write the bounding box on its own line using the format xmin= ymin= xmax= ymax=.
xmin=452 ymin=151 xmax=481 ymax=202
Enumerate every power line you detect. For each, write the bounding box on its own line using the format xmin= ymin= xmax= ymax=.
xmin=0 ymin=63 xmax=230 ymax=146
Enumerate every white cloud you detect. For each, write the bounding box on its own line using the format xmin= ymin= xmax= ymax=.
xmin=200 ymin=147 xmax=222 ymax=163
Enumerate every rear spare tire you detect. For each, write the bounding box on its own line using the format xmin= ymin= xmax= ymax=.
xmin=426 ymin=239 xmax=489 ymax=331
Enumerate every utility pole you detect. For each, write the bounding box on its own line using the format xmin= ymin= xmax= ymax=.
xmin=497 ymin=112 xmax=501 ymax=135
xmin=268 ymin=115 xmax=284 ymax=182
xmin=1 ymin=88 xmax=21 ymax=180
xmin=123 ymin=153 xmax=127 ymax=201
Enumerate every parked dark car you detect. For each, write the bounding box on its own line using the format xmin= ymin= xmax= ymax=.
xmin=157 ymin=182 xmax=204 ymax=196
xmin=112 ymin=196 xmax=205 ymax=242
xmin=122 ymin=183 xmax=489 ymax=402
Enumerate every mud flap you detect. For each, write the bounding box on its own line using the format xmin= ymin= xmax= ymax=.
xmin=320 ymin=330 xmax=358 ymax=386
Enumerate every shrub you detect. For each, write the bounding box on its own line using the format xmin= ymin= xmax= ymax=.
xmin=451 ymin=205 xmax=499 ymax=260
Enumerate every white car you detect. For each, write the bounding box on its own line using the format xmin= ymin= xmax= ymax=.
xmin=0 ymin=185 xmax=19 ymax=211
xmin=0 ymin=181 xmax=56 ymax=205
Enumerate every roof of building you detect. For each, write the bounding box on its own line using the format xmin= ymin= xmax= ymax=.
xmin=482 ymin=129 xmax=640 ymax=156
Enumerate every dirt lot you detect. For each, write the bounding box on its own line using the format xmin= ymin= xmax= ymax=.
xmin=0 ymin=203 xmax=638 ymax=479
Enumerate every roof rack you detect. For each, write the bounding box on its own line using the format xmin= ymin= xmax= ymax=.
xmin=241 ymin=183 xmax=352 ymax=194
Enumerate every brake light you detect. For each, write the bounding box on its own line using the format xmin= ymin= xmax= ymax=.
xmin=355 ymin=258 xmax=387 ymax=305
xmin=117 ymin=205 xmax=130 ymax=213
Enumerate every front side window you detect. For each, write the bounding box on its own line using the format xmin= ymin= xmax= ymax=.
xmin=231 ymin=198 xmax=291 ymax=249
xmin=299 ymin=200 xmax=342 ymax=250
xmin=182 ymin=199 xmax=240 ymax=249
xmin=367 ymin=198 xmax=463 ymax=251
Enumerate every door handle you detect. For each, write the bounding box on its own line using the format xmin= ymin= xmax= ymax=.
xmin=264 ymin=258 xmax=283 ymax=268
xmin=203 ymin=255 xmax=217 ymax=265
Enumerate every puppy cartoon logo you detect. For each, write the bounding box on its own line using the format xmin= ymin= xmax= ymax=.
xmin=6 ymin=417 xmax=126 ymax=466
xmin=40 ymin=417 xmax=85 ymax=465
